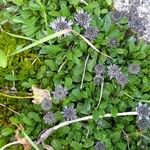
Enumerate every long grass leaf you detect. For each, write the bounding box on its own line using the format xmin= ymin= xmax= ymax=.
xmin=10 ymin=29 xmax=70 ymax=55
xmin=21 ymin=130 xmax=40 ymax=150
xmin=71 ymin=30 xmax=112 ymax=59
xmin=0 ymin=27 xmax=36 ymax=42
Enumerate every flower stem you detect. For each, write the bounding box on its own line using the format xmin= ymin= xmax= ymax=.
xmin=36 ymin=111 xmax=137 ymax=144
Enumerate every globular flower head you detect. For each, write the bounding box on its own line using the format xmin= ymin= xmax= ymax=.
xmin=75 ymin=9 xmax=92 ymax=27
xmin=93 ymin=75 xmax=104 ymax=85
xmin=43 ymin=112 xmax=55 ymax=125
xmin=115 ymin=73 xmax=128 ymax=88
xmin=53 ymin=85 xmax=68 ymax=101
xmin=49 ymin=17 xmax=73 ymax=35
xmin=41 ymin=99 xmax=52 ymax=111
xmin=94 ymin=64 xmax=105 ymax=75
xmin=84 ymin=26 xmax=99 ymax=40
xmin=136 ymin=102 xmax=150 ymax=119
xmin=111 ymin=10 xmax=128 ymax=22
xmin=128 ymin=64 xmax=141 ymax=75
xmin=107 ymin=64 xmax=121 ymax=80
xmin=108 ymin=37 xmax=119 ymax=48
xmin=95 ymin=141 xmax=106 ymax=150
xmin=137 ymin=117 xmax=150 ymax=130
xmin=62 ymin=105 xmax=77 ymax=121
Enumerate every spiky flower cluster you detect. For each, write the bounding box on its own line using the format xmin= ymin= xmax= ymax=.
xmin=53 ymin=85 xmax=68 ymax=101
xmin=43 ymin=112 xmax=55 ymax=125
xmin=107 ymin=64 xmax=128 ymax=88
xmin=95 ymin=141 xmax=105 ymax=150
xmin=49 ymin=17 xmax=73 ymax=35
xmin=49 ymin=9 xmax=99 ymax=40
xmin=41 ymin=99 xmax=52 ymax=111
xmin=62 ymin=105 xmax=77 ymax=121
xmin=136 ymin=102 xmax=150 ymax=130
xmin=75 ymin=9 xmax=92 ymax=27
xmin=84 ymin=26 xmax=98 ymax=40
xmin=93 ymin=64 xmax=105 ymax=85
xmin=128 ymin=64 xmax=140 ymax=75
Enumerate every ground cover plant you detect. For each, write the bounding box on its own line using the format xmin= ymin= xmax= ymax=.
xmin=0 ymin=0 xmax=150 ymax=149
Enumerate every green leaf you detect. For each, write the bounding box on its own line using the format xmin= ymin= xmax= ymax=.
xmin=0 ymin=50 xmax=7 ymax=68
xmin=70 ymin=141 xmax=82 ymax=150
xmin=1 ymin=128 xmax=13 ymax=136
xmin=27 ymin=112 xmax=41 ymax=122
xmin=12 ymin=0 xmax=23 ymax=6
xmin=111 ymin=106 xmax=118 ymax=117
xmin=51 ymin=139 xmax=63 ymax=150
xmin=105 ymin=0 xmax=112 ymax=6
xmin=23 ymin=117 xmax=33 ymax=126
xmin=83 ymin=139 xmax=94 ymax=148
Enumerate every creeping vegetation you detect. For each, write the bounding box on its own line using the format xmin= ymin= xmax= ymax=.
xmin=0 ymin=0 xmax=150 ymax=150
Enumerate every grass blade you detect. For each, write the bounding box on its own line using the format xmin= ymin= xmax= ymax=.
xmin=71 ymin=30 xmax=112 ymax=59
xmin=0 ymin=27 xmax=36 ymax=42
xmin=10 ymin=29 xmax=71 ymax=55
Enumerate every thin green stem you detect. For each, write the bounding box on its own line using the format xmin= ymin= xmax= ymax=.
xmin=36 ymin=111 xmax=138 ymax=144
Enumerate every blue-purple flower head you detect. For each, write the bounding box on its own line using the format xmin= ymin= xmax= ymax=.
xmin=84 ymin=26 xmax=98 ymax=40
xmin=107 ymin=64 xmax=121 ymax=80
xmin=137 ymin=117 xmax=150 ymax=130
xmin=75 ymin=9 xmax=92 ymax=27
xmin=136 ymin=102 xmax=150 ymax=119
xmin=41 ymin=99 xmax=52 ymax=111
xmin=136 ymin=102 xmax=150 ymax=130
xmin=49 ymin=17 xmax=73 ymax=36
xmin=43 ymin=112 xmax=55 ymax=125
xmin=53 ymin=85 xmax=68 ymax=101
xmin=94 ymin=64 xmax=105 ymax=75
xmin=128 ymin=64 xmax=141 ymax=75
xmin=115 ymin=73 xmax=128 ymax=88
xmin=95 ymin=141 xmax=105 ymax=150
xmin=62 ymin=105 xmax=77 ymax=121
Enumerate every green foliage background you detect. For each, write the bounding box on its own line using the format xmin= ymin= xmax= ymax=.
xmin=0 ymin=0 xmax=150 ymax=149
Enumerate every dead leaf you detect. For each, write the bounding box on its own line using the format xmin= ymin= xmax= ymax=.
xmin=32 ymin=86 xmax=51 ymax=104
xmin=15 ymin=126 xmax=31 ymax=150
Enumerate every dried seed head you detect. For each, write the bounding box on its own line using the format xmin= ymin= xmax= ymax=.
xmin=53 ymin=85 xmax=68 ymax=101
xmin=84 ymin=26 xmax=98 ymax=40
xmin=107 ymin=64 xmax=121 ymax=80
xmin=115 ymin=73 xmax=128 ymax=88
xmin=95 ymin=141 xmax=106 ymax=150
xmin=43 ymin=112 xmax=55 ymax=125
xmin=137 ymin=117 xmax=150 ymax=130
xmin=128 ymin=64 xmax=141 ymax=74
xmin=94 ymin=64 xmax=105 ymax=75
xmin=41 ymin=99 xmax=52 ymax=111
xmin=75 ymin=9 xmax=92 ymax=27
xmin=49 ymin=17 xmax=73 ymax=35
xmin=62 ymin=105 xmax=77 ymax=121
xmin=136 ymin=102 xmax=150 ymax=118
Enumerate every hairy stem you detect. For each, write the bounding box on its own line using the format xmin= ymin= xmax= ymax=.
xmin=36 ymin=111 xmax=138 ymax=144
